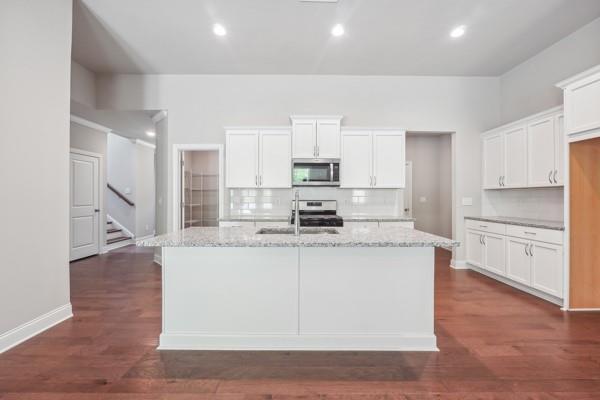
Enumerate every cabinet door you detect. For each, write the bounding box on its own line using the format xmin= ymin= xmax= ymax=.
xmin=483 ymin=133 xmax=504 ymax=189
xmin=564 ymin=72 xmax=600 ymax=135
xmin=226 ymin=130 xmax=258 ymax=188
xmin=340 ymin=131 xmax=372 ymax=188
xmin=292 ymin=119 xmax=316 ymax=158
xmin=554 ymin=114 xmax=564 ymax=185
xmin=531 ymin=242 xmax=563 ymax=298
xmin=466 ymin=230 xmax=484 ymax=268
xmin=506 ymin=238 xmax=532 ymax=286
xmin=259 ymin=130 xmax=291 ymax=188
xmin=372 ymin=131 xmax=405 ymax=188
xmin=504 ymin=126 xmax=528 ymax=187
xmin=483 ymin=234 xmax=506 ymax=276
xmin=528 ymin=117 xmax=555 ymax=187
xmin=316 ymin=119 xmax=340 ymax=158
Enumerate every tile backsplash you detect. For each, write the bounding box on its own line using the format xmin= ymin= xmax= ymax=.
xmin=227 ymin=187 xmax=403 ymax=217
xmin=482 ymin=187 xmax=564 ymax=221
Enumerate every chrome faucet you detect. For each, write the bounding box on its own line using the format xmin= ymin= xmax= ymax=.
xmin=294 ymin=190 xmax=300 ymax=236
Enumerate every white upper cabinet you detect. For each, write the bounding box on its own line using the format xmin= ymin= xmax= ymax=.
xmin=341 ymin=129 xmax=406 ymax=189
xmin=259 ymin=130 xmax=292 ymax=188
xmin=558 ymin=66 xmax=600 ymax=139
xmin=372 ymin=131 xmax=406 ymax=188
xmin=340 ymin=130 xmax=372 ymax=188
xmin=482 ymin=107 xmax=564 ymax=190
xmin=504 ymin=126 xmax=528 ymax=188
xmin=483 ymin=133 xmax=504 ymax=189
xmin=226 ymin=130 xmax=259 ymax=188
xmin=291 ymin=116 xmax=342 ymax=158
xmin=226 ymin=128 xmax=291 ymax=188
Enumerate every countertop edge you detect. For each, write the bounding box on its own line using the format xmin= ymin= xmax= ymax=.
xmin=464 ymin=216 xmax=564 ymax=231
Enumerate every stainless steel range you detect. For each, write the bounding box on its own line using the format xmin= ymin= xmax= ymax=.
xmin=290 ymin=200 xmax=344 ymax=227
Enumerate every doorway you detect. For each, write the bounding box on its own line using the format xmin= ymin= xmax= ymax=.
xmin=69 ymin=149 xmax=102 ymax=260
xmin=173 ymin=145 xmax=224 ymax=230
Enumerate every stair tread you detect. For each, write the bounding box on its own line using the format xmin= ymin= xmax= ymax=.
xmin=107 ymin=236 xmax=131 ymax=245
xmin=107 ymin=228 xmax=122 ymax=234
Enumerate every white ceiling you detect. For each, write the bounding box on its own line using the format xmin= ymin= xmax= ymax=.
xmin=72 ymin=0 xmax=600 ymax=76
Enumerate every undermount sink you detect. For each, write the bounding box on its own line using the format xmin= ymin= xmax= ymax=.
xmin=256 ymin=227 xmax=339 ymax=235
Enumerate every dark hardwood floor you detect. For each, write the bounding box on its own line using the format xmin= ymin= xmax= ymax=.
xmin=1 ymin=246 xmax=600 ymax=399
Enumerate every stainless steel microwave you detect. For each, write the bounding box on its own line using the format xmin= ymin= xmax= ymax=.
xmin=292 ymin=159 xmax=340 ymax=186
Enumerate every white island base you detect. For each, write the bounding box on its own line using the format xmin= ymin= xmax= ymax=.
xmin=159 ymin=246 xmax=437 ymax=351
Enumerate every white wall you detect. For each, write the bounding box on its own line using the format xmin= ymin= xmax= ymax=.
xmin=0 ymin=0 xmax=72 ymax=350
xmin=107 ymin=133 xmax=136 ymax=233
xmin=500 ymin=17 xmax=600 ymax=123
xmin=135 ymin=143 xmax=156 ymax=238
xmin=96 ymin=74 xmax=500 ymax=261
xmin=71 ymin=61 xmax=96 ymax=108
xmin=406 ymin=134 xmax=452 ymax=237
xmin=155 ymin=115 xmax=169 ymax=236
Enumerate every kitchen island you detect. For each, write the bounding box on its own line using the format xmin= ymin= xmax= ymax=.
xmin=139 ymin=226 xmax=457 ymax=351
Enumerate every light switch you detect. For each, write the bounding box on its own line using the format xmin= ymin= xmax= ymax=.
xmin=125 ymin=187 xmax=132 ymax=194
xmin=419 ymin=196 xmax=427 ymax=203
xmin=462 ymin=197 xmax=473 ymax=206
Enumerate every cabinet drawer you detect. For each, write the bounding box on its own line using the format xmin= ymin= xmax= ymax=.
xmin=505 ymin=225 xmax=563 ymax=245
xmin=465 ymin=220 xmax=506 ymax=235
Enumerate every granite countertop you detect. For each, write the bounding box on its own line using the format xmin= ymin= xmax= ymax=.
xmin=220 ymin=216 xmax=289 ymax=222
xmin=343 ymin=215 xmax=416 ymax=222
xmin=465 ymin=216 xmax=564 ymax=231
xmin=138 ymin=226 xmax=458 ymax=248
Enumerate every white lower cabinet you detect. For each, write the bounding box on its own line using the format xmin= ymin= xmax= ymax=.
xmin=506 ymin=237 xmax=532 ymax=286
xmin=466 ymin=221 xmax=564 ymax=301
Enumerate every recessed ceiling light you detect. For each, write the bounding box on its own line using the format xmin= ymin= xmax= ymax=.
xmin=146 ymin=130 xmax=156 ymax=137
xmin=213 ymin=23 xmax=227 ymax=37
xmin=331 ymin=24 xmax=345 ymax=37
xmin=450 ymin=25 xmax=466 ymax=38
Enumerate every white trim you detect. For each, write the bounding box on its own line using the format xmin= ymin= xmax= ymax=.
xmin=70 ymin=115 xmax=112 ymax=133
xmin=172 ymin=144 xmax=225 ymax=230
xmin=136 ymin=233 xmax=155 ymax=241
xmin=450 ymin=259 xmax=468 ymax=269
xmin=556 ymin=64 xmax=600 ymax=89
xmin=152 ymin=110 xmax=168 ymax=123
xmin=468 ymin=264 xmax=563 ymax=306
xmin=135 ymin=139 xmax=156 ymax=150
xmin=341 ymin=126 xmax=408 ymax=131
xmin=70 ymin=148 xmax=105 ymax=259
xmin=0 ymin=304 xmax=72 ymax=353
xmin=106 ymin=214 xmax=135 ymax=239
xmin=224 ymin=125 xmax=291 ymax=130
xmin=159 ymin=333 xmax=437 ymax=352
xmin=567 ymin=128 xmax=600 ymax=143
xmin=102 ymin=238 xmax=134 ymax=253
xmin=565 ymin=308 xmax=600 ymax=312
xmin=290 ymin=115 xmax=344 ymax=121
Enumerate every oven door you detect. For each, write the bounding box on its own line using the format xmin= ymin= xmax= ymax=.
xmin=292 ymin=160 xmax=340 ymax=186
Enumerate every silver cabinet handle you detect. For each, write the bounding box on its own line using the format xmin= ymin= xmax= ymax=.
xmin=482 ymin=236 xmax=486 ymax=245
xmin=369 ymin=176 xmax=373 ymax=186
xmin=259 ymin=175 xmax=263 ymax=186
xmin=525 ymin=243 xmax=529 ymax=256
xmin=529 ymin=244 xmax=534 ymax=257
xmin=524 ymin=231 xmax=536 ymax=235
xmin=255 ymin=175 xmax=258 ymax=186
xmin=479 ymin=235 xmax=483 ymax=244
xmin=313 ymin=145 xmax=316 ymax=157
xmin=548 ymin=170 xmax=553 ymax=184
xmin=317 ymin=145 xmax=319 ymax=157
xmin=553 ymin=170 xmax=558 ymax=184
xmin=373 ymin=176 xmax=377 ymax=186
xmin=499 ymin=176 xmax=501 ymax=187
xmin=480 ymin=225 xmax=488 ymax=228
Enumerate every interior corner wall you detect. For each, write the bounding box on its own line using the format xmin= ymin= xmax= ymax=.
xmin=71 ymin=60 xmax=96 ymax=108
xmin=0 ymin=0 xmax=73 ymax=349
xmin=500 ymin=17 xmax=600 ymax=124
xmin=135 ymin=143 xmax=156 ymax=238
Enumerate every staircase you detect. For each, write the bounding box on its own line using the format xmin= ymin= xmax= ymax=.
xmin=106 ymin=220 xmax=132 ymax=245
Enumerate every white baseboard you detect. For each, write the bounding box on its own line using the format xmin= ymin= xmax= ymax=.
xmin=153 ymin=250 xmax=162 ymax=266
xmin=159 ymin=333 xmax=438 ymax=352
xmin=0 ymin=303 xmax=73 ymax=353
xmin=468 ymin=264 xmax=563 ymax=306
xmin=566 ymin=308 xmax=600 ymax=312
xmin=136 ymin=234 xmax=155 ymax=241
xmin=450 ymin=259 xmax=468 ymax=269
xmin=102 ymin=239 xmax=134 ymax=253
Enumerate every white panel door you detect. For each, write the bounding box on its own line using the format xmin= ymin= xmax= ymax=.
xmin=554 ymin=114 xmax=565 ymax=185
xmin=372 ymin=131 xmax=406 ymax=188
xmin=340 ymin=131 xmax=372 ymax=188
xmin=528 ymin=117 xmax=555 ymax=186
xmin=506 ymin=238 xmax=532 ymax=286
xmin=466 ymin=230 xmax=484 ymax=268
xmin=70 ymin=152 xmax=100 ymax=261
xmin=259 ymin=130 xmax=291 ymax=188
xmin=483 ymin=133 xmax=504 ymax=189
xmin=504 ymin=126 xmax=527 ymax=187
xmin=483 ymin=233 xmax=506 ymax=276
xmin=531 ymin=242 xmax=563 ymax=298
xmin=292 ymin=119 xmax=316 ymax=158
xmin=226 ymin=130 xmax=259 ymax=188
xmin=316 ymin=119 xmax=340 ymax=158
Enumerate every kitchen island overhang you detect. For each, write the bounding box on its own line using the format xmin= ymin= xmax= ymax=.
xmin=139 ymin=226 xmax=458 ymax=352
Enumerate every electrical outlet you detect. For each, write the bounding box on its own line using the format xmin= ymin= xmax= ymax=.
xmin=462 ymin=197 xmax=473 ymax=206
